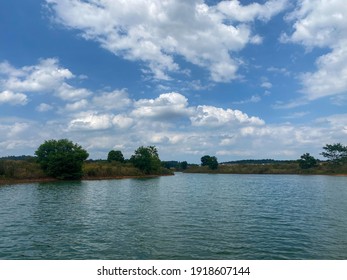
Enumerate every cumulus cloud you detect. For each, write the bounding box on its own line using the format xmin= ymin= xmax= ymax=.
xmin=112 ymin=114 xmax=134 ymax=129
xmin=0 ymin=90 xmax=28 ymax=105
xmin=36 ymin=103 xmax=54 ymax=112
xmin=92 ymin=89 xmax=132 ymax=111
xmin=0 ymin=58 xmax=73 ymax=93
xmin=300 ymin=45 xmax=347 ymax=99
xmin=233 ymin=95 xmax=261 ymax=105
xmin=261 ymin=81 xmax=272 ymax=89
xmin=216 ymin=0 xmax=288 ymax=22
xmin=1 ymin=57 xmax=344 ymax=162
xmin=191 ymin=105 xmax=264 ymax=127
xmin=64 ymin=99 xmax=89 ymax=111
xmin=282 ymin=0 xmax=347 ymax=99
xmin=0 ymin=58 xmax=92 ymax=105
xmin=132 ymin=92 xmax=191 ymax=119
xmin=46 ymin=0 xmax=288 ymax=82
xmin=55 ymin=89 xmax=269 ymax=160
xmin=56 ymin=83 xmax=92 ymax=101
xmin=68 ymin=112 xmax=114 ymax=131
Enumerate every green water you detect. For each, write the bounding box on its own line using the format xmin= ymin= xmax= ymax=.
xmin=0 ymin=173 xmax=346 ymax=259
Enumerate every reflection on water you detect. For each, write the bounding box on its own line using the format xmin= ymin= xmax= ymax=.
xmin=0 ymin=174 xmax=347 ymax=259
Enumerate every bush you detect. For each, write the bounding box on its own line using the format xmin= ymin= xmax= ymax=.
xmin=201 ymin=155 xmax=219 ymax=170
xmin=130 ymin=146 xmax=161 ymax=174
xmin=107 ymin=150 xmax=125 ymax=163
xmin=35 ymin=139 xmax=89 ymax=179
xmin=298 ymin=153 xmax=318 ymax=169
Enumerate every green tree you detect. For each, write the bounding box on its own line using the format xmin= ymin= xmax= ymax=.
xmin=201 ymin=155 xmax=219 ymax=170
xmin=298 ymin=153 xmax=317 ymax=169
xmin=107 ymin=150 xmax=125 ymax=163
xmin=321 ymin=143 xmax=347 ymax=164
xmin=201 ymin=155 xmax=212 ymax=166
xmin=209 ymin=156 xmax=219 ymax=170
xmin=130 ymin=146 xmax=161 ymax=174
xmin=180 ymin=161 xmax=188 ymax=170
xmin=35 ymin=139 xmax=89 ymax=179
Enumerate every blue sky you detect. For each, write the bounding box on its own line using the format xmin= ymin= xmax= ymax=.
xmin=1 ymin=0 xmax=347 ymax=162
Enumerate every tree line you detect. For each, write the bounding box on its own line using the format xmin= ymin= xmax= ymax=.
xmin=200 ymin=143 xmax=347 ymax=171
xmin=34 ymin=139 xmax=167 ymax=180
xmin=1 ymin=140 xmax=346 ymax=181
xmin=298 ymin=143 xmax=347 ymax=169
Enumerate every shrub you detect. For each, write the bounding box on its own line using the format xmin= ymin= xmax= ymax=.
xmin=35 ymin=139 xmax=89 ymax=179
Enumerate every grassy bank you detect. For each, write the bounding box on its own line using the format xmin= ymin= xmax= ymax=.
xmin=2 ymin=159 xmax=346 ymax=185
xmin=83 ymin=161 xmax=173 ymax=179
xmin=184 ymin=162 xmax=347 ymax=175
xmin=0 ymin=159 xmax=173 ymax=185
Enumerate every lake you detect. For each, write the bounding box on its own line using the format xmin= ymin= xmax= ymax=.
xmin=0 ymin=173 xmax=346 ymax=259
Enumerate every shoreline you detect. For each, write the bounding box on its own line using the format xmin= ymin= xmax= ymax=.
xmin=183 ymin=171 xmax=347 ymax=177
xmin=1 ymin=172 xmax=346 ymax=186
xmin=0 ymin=174 xmax=173 ymax=186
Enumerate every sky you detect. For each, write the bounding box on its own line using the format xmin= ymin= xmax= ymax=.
xmin=0 ymin=0 xmax=347 ymax=163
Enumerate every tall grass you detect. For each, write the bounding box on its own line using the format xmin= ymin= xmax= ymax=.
xmin=0 ymin=160 xmax=46 ymax=179
xmin=83 ymin=161 xmax=173 ymax=178
xmin=0 ymin=159 xmax=173 ymax=183
xmin=184 ymin=162 xmax=347 ymax=175
xmin=83 ymin=161 xmax=143 ymax=178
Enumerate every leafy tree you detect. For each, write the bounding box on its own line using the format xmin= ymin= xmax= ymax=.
xmin=201 ymin=155 xmax=219 ymax=170
xmin=209 ymin=156 xmax=219 ymax=170
xmin=298 ymin=153 xmax=317 ymax=169
xmin=35 ymin=139 xmax=89 ymax=179
xmin=201 ymin=155 xmax=212 ymax=166
xmin=130 ymin=146 xmax=161 ymax=174
xmin=107 ymin=150 xmax=125 ymax=163
xmin=180 ymin=161 xmax=188 ymax=170
xmin=162 ymin=161 xmax=179 ymax=169
xmin=321 ymin=143 xmax=347 ymax=164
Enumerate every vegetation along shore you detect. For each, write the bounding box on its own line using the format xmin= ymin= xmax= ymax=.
xmin=1 ymin=140 xmax=347 ymax=185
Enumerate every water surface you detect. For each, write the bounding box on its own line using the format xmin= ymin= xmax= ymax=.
xmin=1 ymin=173 xmax=346 ymax=259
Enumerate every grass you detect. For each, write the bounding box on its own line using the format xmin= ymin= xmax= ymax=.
xmin=184 ymin=162 xmax=347 ymax=175
xmin=0 ymin=159 xmax=173 ymax=185
xmin=1 ymin=159 xmax=345 ymax=185
xmin=0 ymin=159 xmax=46 ymax=179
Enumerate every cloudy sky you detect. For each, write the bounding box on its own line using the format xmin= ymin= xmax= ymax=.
xmin=1 ymin=0 xmax=347 ymax=162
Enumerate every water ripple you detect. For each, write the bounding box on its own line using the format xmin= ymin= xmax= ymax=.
xmin=1 ymin=174 xmax=347 ymax=259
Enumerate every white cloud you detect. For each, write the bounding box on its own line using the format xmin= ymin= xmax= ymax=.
xmin=282 ymin=0 xmax=347 ymax=48
xmin=234 ymin=95 xmax=261 ymax=105
xmin=282 ymin=111 xmax=309 ymax=119
xmin=272 ymin=98 xmax=309 ymax=109
xmin=46 ymin=0 xmax=288 ymax=82
xmin=112 ymin=114 xmax=134 ymax=129
xmin=216 ymin=0 xmax=288 ymax=22
xmin=261 ymin=81 xmax=272 ymax=89
xmin=64 ymin=99 xmax=89 ymax=111
xmin=1 ymin=57 xmax=345 ymax=162
xmin=56 ymin=83 xmax=92 ymax=101
xmin=36 ymin=103 xmax=54 ymax=112
xmin=0 ymin=61 xmax=25 ymax=76
xmin=92 ymin=89 xmax=132 ymax=111
xmin=267 ymin=66 xmax=290 ymax=76
xmin=190 ymin=105 xmax=265 ymax=127
xmin=250 ymin=35 xmax=263 ymax=44
xmin=0 ymin=59 xmax=93 ymax=104
xmin=0 ymin=90 xmax=28 ymax=105
xmin=283 ymin=0 xmax=347 ymax=99
xmin=132 ymin=92 xmax=191 ymax=119
xmin=1 ymin=58 xmax=73 ymax=93
xmin=68 ymin=112 xmax=113 ymax=131
xmin=210 ymin=60 xmax=239 ymax=83
xmin=300 ymin=44 xmax=347 ymax=99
